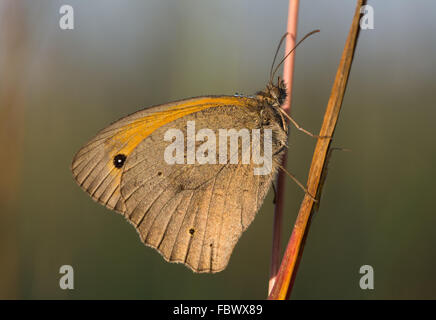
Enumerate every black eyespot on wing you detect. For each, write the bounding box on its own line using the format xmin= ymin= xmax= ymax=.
xmin=113 ymin=154 xmax=127 ymax=168
xmin=189 ymin=228 xmax=195 ymax=235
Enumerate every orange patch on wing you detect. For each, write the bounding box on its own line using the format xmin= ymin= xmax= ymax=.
xmin=107 ymin=96 xmax=252 ymax=157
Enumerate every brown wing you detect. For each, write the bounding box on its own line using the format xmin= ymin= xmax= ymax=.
xmin=120 ymin=106 xmax=281 ymax=272
xmin=71 ymin=95 xmax=254 ymax=213
xmin=72 ymin=96 xmax=286 ymax=272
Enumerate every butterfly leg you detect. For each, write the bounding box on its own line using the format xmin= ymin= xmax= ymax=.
xmin=273 ymin=159 xmax=318 ymax=203
xmin=277 ymin=107 xmax=331 ymax=140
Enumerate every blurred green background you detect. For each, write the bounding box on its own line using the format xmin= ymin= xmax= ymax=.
xmin=1 ymin=0 xmax=435 ymax=299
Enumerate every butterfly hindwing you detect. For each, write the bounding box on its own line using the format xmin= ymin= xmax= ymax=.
xmin=120 ymin=105 xmax=280 ymax=272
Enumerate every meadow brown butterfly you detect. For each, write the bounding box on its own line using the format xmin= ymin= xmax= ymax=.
xmin=71 ymin=32 xmax=317 ymax=273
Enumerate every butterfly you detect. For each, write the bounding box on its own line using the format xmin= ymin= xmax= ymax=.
xmin=71 ymin=31 xmax=318 ymax=273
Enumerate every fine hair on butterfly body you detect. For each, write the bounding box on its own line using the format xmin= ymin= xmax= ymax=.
xmin=71 ymin=31 xmax=318 ymax=273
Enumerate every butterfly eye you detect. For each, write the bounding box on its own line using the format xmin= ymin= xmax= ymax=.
xmin=113 ymin=154 xmax=127 ymax=168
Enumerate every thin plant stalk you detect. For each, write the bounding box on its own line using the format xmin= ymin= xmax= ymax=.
xmin=0 ymin=0 xmax=27 ymax=299
xmin=268 ymin=0 xmax=300 ymax=295
xmin=268 ymin=0 xmax=366 ymax=300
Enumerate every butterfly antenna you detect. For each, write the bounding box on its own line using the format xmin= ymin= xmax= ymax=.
xmin=271 ymin=29 xmax=320 ymax=82
xmin=269 ymin=33 xmax=289 ymax=83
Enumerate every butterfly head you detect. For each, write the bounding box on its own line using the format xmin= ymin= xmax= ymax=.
xmin=256 ymin=76 xmax=287 ymax=108
xmin=255 ymin=77 xmax=289 ymax=134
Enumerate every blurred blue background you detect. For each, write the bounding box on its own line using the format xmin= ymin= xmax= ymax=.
xmin=1 ymin=0 xmax=435 ymax=299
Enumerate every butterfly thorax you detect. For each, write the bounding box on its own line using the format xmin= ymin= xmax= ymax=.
xmin=255 ymin=78 xmax=288 ymax=133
